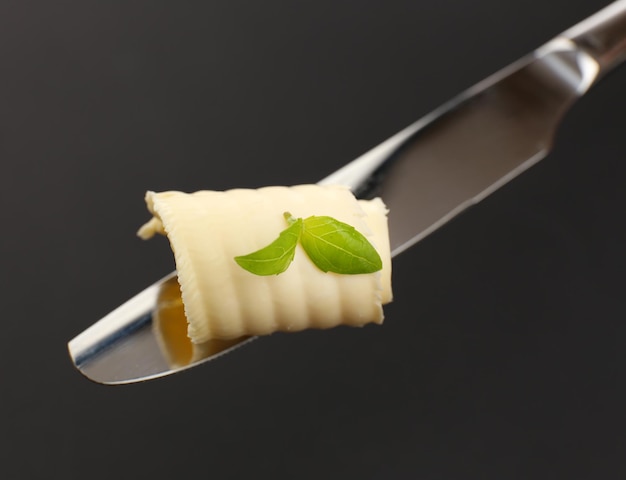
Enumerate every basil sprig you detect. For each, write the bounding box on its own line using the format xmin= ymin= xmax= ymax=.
xmin=234 ymin=212 xmax=382 ymax=276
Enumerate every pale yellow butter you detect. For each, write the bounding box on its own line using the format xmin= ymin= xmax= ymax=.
xmin=139 ymin=184 xmax=393 ymax=349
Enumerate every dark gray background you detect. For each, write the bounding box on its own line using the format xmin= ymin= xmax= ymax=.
xmin=2 ymin=1 xmax=625 ymax=478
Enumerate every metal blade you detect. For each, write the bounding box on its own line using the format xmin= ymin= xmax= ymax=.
xmin=321 ymin=38 xmax=599 ymax=255
xmin=68 ymin=26 xmax=610 ymax=385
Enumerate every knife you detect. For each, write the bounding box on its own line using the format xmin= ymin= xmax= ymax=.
xmin=68 ymin=0 xmax=626 ymax=384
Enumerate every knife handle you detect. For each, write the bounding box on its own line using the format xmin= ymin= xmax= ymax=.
xmin=563 ymin=0 xmax=626 ymax=77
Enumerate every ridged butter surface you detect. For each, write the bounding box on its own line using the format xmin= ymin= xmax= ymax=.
xmin=138 ymin=185 xmax=392 ymax=343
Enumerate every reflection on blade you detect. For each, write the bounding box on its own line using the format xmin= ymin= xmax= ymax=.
xmin=69 ymin=272 xmax=257 ymax=384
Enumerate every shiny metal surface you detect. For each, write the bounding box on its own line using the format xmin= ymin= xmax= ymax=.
xmin=68 ymin=0 xmax=626 ymax=384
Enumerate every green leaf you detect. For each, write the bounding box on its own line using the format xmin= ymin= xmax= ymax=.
xmin=234 ymin=212 xmax=383 ymax=276
xmin=300 ymin=216 xmax=382 ymax=274
xmin=234 ymin=218 xmax=302 ymax=275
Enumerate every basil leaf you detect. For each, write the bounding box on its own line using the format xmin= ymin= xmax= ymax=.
xmin=234 ymin=218 xmax=302 ymax=275
xmin=300 ymin=216 xmax=382 ymax=274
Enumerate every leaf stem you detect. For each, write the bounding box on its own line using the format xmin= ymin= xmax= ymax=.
xmin=283 ymin=212 xmax=297 ymax=226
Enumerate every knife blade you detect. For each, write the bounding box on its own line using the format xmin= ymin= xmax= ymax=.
xmin=68 ymin=0 xmax=626 ymax=384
